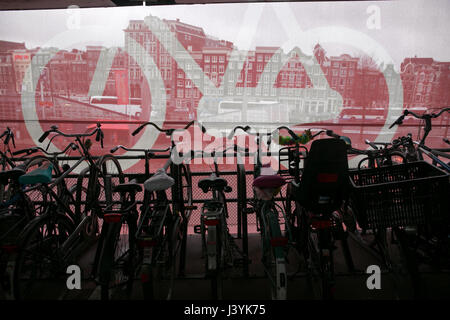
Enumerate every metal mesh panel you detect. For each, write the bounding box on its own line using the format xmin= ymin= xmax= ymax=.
xmin=20 ymin=156 xmax=291 ymax=236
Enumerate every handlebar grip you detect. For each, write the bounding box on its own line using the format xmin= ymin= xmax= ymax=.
xmin=110 ymin=146 xmax=120 ymax=153
xmin=365 ymin=139 xmax=378 ymax=150
xmin=227 ymin=130 xmax=235 ymax=140
xmin=38 ymin=131 xmax=50 ymax=143
xmin=100 ymin=131 xmax=104 ymax=149
xmin=95 ymin=129 xmax=101 ymax=142
xmin=13 ymin=148 xmax=37 ymax=156
xmin=326 ymin=130 xmax=340 ymax=139
xmin=132 ymin=125 xmax=145 ymax=136
xmin=388 ymin=121 xmax=397 ymax=129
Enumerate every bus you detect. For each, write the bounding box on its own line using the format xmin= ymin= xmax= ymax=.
xmin=217 ymin=100 xmax=283 ymax=123
xmin=89 ymin=96 xmax=142 ymax=117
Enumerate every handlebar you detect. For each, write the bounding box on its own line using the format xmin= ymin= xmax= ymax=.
xmin=110 ymin=145 xmax=170 ymax=154
xmin=228 ymin=124 xmax=313 ymax=142
xmin=389 ymin=107 xmax=450 ymax=129
xmin=13 ymin=143 xmax=79 ymax=157
xmin=38 ymin=123 xmax=104 ymax=148
xmin=0 ymin=127 xmax=15 ymax=148
xmin=132 ymin=120 xmax=206 ymax=137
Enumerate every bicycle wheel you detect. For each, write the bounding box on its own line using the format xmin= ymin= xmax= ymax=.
xmin=260 ymin=204 xmax=287 ymax=300
xmin=206 ymin=221 xmax=222 ymax=300
xmin=180 ymin=164 xmax=193 ymax=209
xmin=13 ymin=212 xmax=74 ymax=300
xmin=83 ymin=155 xmax=125 ymax=242
xmin=144 ymin=213 xmax=180 ymax=300
xmin=98 ymin=216 xmax=136 ymax=300
xmin=177 ymin=163 xmax=192 ymax=277
xmin=94 ymin=154 xmax=125 ymax=209
xmin=74 ymin=167 xmax=98 ymax=240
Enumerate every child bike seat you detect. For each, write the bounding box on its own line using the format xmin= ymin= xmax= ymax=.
xmin=144 ymin=168 xmax=174 ymax=192
xmin=296 ymin=138 xmax=349 ymax=214
xmin=18 ymin=163 xmax=53 ymax=185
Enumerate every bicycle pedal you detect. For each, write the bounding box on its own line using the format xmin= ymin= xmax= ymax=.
xmin=193 ymin=225 xmax=202 ymax=234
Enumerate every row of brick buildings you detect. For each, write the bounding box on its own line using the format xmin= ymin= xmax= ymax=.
xmin=0 ymin=15 xmax=449 ymax=123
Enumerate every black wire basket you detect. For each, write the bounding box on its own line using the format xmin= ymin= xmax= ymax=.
xmin=349 ymin=161 xmax=449 ymax=229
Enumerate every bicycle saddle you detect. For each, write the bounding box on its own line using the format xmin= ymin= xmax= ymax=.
xmin=144 ymin=168 xmax=175 ymax=192
xmin=198 ymin=173 xmax=228 ymax=193
xmin=18 ymin=163 xmax=53 ymax=185
xmin=114 ymin=179 xmax=142 ymax=194
xmin=0 ymin=165 xmax=26 ymax=185
xmin=253 ymin=174 xmax=286 ymax=189
xmin=253 ymin=165 xmax=286 ymax=189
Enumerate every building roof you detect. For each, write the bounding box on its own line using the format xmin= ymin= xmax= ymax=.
xmin=0 ymin=40 xmax=26 ymax=52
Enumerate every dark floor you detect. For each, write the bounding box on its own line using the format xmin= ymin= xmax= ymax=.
xmin=9 ymin=230 xmax=446 ymax=301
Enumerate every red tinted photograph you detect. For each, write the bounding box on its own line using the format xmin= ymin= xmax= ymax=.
xmin=0 ymin=0 xmax=449 ymax=307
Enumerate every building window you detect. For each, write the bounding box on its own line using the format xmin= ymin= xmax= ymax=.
xmin=212 ymin=56 xmax=217 ymax=63
xmin=204 ymin=56 xmax=210 ymax=63
xmin=219 ymin=56 xmax=225 ymax=63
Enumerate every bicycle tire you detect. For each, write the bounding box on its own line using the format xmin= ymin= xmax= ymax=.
xmin=177 ymin=163 xmax=192 ymax=277
xmin=74 ymin=167 xmax=99 ymax=241
xmin=97 ymin=216 xmax=136 ymax=300
xmin=207 ymin=222 xmax=222 ymax=300
xmin=13 ymin=212 xmax=74 ymax=300
xmin=142 ymin=213 xmax=180 ymax=300
xmin=94 ymin=154 xmax=125 ymax=209
xmin=261 ymin=204 xmax=287 ymax=300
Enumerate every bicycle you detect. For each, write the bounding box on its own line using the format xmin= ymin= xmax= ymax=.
xmin=0 ymin=142 xmax=81 ymax=299
xmin=280 ymin=128 xmax=352 ymax=300
xmin=227 ymin=125 xmax=296 ymax=300
xmin=95 ymin=121 xmax=198 ymax=300
xmin=193 ymin=146 xmax=247 ymax=300
xmin=12 ymin=123 xmax=125 ymax=300
xmin=390 ymin=107 xmax=450 ymax=172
